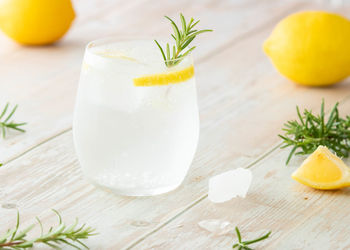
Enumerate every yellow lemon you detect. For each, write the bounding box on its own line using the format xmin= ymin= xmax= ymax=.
xmin=133 ymin=65 xmax=194 ymax=86
xmin=263 ymin=11 xmax=350 ymax=86
xmin=292 ymin=146 xmax=350 ymax=190
xmin=0 ymin=0 xmax=75 ymax=45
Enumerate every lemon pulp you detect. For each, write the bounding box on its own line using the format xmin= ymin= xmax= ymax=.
xmin=292 ymin=146 xmax=350 ymax=190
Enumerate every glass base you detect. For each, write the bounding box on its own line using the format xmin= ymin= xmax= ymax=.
xmin=87 ymin=178 xmax=182 ymax=197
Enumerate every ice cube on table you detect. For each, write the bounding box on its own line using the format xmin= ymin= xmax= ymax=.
xmin=208 ymin=168 xmax=252 ymax=203
xmin=198 ymin=219 xmax=234 ymax=235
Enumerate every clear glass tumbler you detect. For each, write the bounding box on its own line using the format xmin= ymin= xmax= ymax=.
xmin=73 ymin=38 xmax=199 ymax=196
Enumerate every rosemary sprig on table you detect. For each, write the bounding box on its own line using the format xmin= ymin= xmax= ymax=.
xmin=232 ymin=227 xmax=271 ymax=249
xmin=279 ymin=100 xmax=350 ymax=165
xmin=0 ymin=210 xmax=97 ymax=249
xmin=0 ymin=103 xmax=26 ymax=139
xmin=155 ymin=13 xmax=212 ymax=67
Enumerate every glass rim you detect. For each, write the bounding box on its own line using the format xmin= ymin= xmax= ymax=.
xmin=85 ymin=36 xmax=193 ymax=64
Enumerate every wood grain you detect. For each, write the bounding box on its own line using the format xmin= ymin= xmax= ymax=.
xmin=1 ymin=0 xmax=350 ymax=249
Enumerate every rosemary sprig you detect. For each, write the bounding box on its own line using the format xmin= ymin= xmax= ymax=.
xmin=0 ymin=103 xmax=26 ymax=139
xmin=279 ymin=100 xmax=350 ymax=165
xmin=0 ymin=210 xmax=97 ymax=249
xmin=232 ymin=227 xmax=271 ymax=249
xmin=155 ymin=13 xmax=212 ymax=67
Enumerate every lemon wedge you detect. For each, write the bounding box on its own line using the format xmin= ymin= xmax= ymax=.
xmin=133 ymin=65 xmax=194 ymax=86
xmin=292 ymin=146 xmax=350 ymax=190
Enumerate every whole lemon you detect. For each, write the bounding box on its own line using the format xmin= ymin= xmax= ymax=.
xmin=0 ymin=0 xmax=75 ymax=45
xmin=263 ymin=11 xmax=350 ymax=86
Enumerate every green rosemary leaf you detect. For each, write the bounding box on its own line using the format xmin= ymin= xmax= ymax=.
xmin=57 ymin=239 xmax=81 ymax=249
xmin=235 ymin=227 xmax=242 ymax=242
xmin=181 ymin=35 xmax=196 ymax=50
xmin=4 ymin=104 xmax=18 ymax=123
xmin=166 ymin=43 xmax=170 ymax=61
xmin=16 ymin=240 xmax=35 ymax=248
xmin=189 ymin=29 xmax=213 ymax=37
xmin=326 ymin=103 xmax=339 ymax=129
xmin=0 ymin=229 xmax=16 ymax=243
xmin=180 ymin=46 xmax=196 ymax=58
xmin=52 ymin=209 xmax=62 ymax=224
xmin=296 ymin=106 xmax=304 ymax=126
xmin=190 ymin=19 xmax=200 ymax=30
xmin=180 ymin=13 xmax=187 ymax=33
xmin=286 ymin=145 xmax=298 ymax=165
xmin=9 ymin=211 xmax=19 ymax=241
xmin=187 ymin=29 xmax=198 ymax=35
xmin=65 ymin=218 xmax=79 ymax=234
xmin=76 ymin=239 xmax=89 ymax=249
xmin=320 ymin=99 xmax=325 ymax=137
xmin=154 ymin=40 xmax=167 ymax=64
xmin=242 ymin=231 xmax=271 ymax=245
xmin=7 ymin=123 xmax=26 ymax=132
xmin=0 ymin=103 xmax=9 ymax=120
xmin=35 ymin=217 xmax=44 ymax=237
xmin=232 ymin=227 xmax=271 ymax=249
xmin=187 ymin=17 xmax=194 ymax=30
xmin=165 ymin=16 xmax=181 ymax=43
xmin=41 ymin=241 xmax=59 ymax=249
xmin=172 ymin=45 xmax=176 ymax=60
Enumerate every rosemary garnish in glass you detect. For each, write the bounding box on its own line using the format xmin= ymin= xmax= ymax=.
xmin=0 ymin=210 xmax=97 ymax=249
xmin=0 ymin=103 xmax=26 ymax=138
xmin=279 ymin=100 xmax=350 ymax=165
xmin=232 ymin=226 xmax=271 ymax=249
xmin=155 ymin=13 xmax=212 ymax=67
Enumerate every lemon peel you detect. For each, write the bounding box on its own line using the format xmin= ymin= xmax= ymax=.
xmin=264 ymin=11 xmax=350 ymax=86
xmin=133 ymin=65 xmax=194 ymax=86
xmin=0 ymin=0 xmax=75 ymax=45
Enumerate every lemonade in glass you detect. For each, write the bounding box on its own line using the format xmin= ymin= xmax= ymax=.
xmin=73 ymin=14 xmax=211 ymax=196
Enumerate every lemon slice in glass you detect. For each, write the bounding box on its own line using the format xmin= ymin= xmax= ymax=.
xmin=133 ymin=65 xmax=194 ymax=86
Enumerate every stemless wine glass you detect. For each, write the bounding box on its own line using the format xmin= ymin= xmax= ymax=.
xmin=73 ymin=38 xmax=199 ymax=196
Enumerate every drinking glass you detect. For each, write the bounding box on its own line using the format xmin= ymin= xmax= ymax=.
xmin=73 ymin=38 xmax=199 ymax=196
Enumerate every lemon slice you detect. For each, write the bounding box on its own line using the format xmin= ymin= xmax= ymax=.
xmin=292 ymin=146 xmax=350 ymax=190
xmin=95 ymin=50 xmax=138 ymax=62
xmin=133 ymin=65 xmax=194 ymax=86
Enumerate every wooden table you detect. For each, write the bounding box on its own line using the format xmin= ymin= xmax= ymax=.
xmin=1 ymin=0 xmax=350 ymax=249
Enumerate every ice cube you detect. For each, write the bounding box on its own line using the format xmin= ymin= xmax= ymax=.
xmin=208 ymin=168 xmax=252 ymax=203
xmin=198 ymin=219 xmax=234 ymax=235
